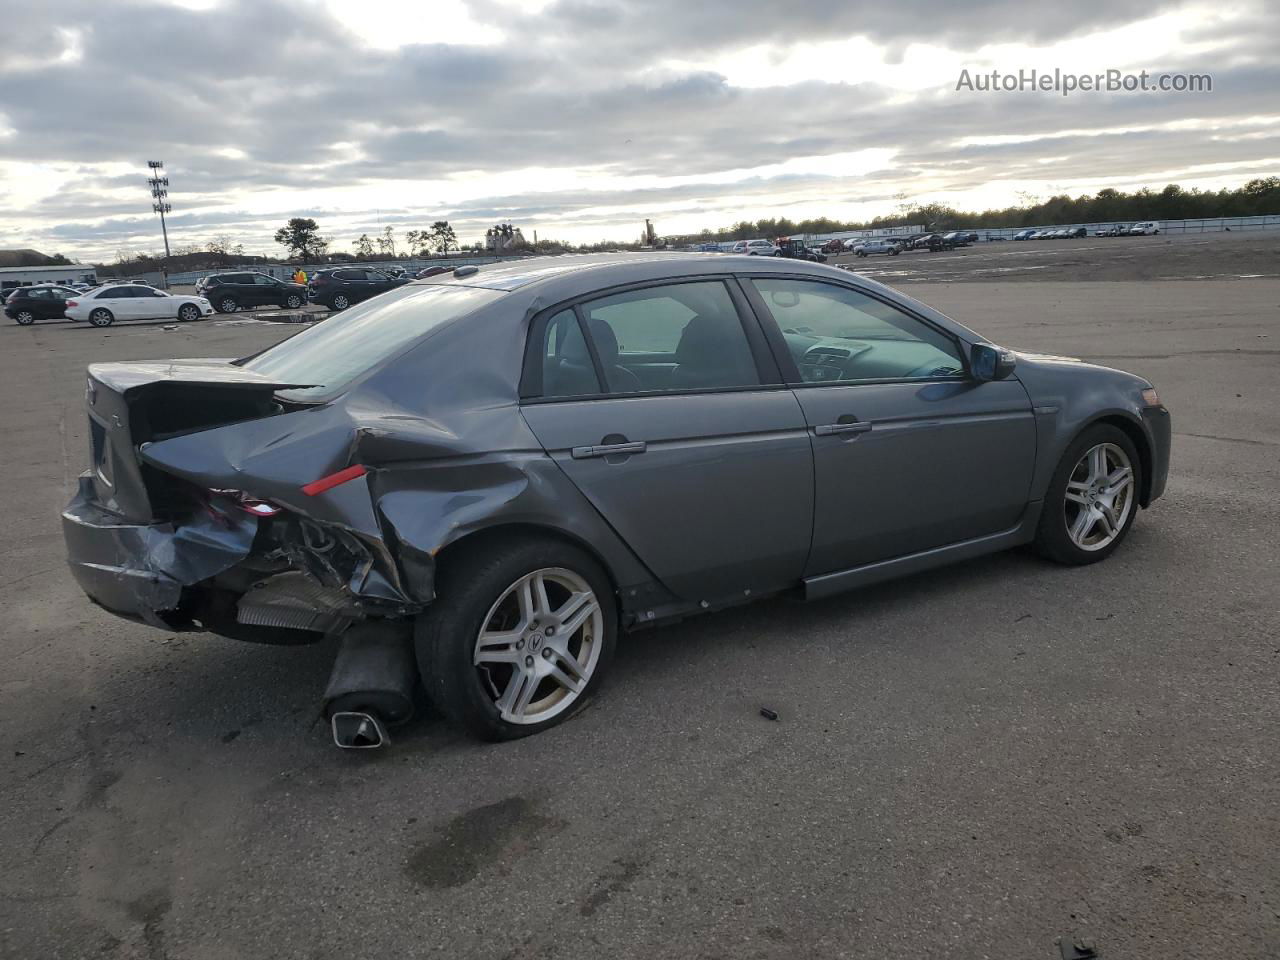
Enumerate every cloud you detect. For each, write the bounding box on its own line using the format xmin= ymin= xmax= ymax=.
xmin=0 ymin=0 xmax=1276 ymax=258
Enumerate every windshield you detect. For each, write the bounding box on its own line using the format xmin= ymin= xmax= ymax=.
xmin=240 ymin=283 xmax=504 ymax=400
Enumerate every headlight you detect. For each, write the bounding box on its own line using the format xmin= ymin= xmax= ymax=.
xmin=1141 ymin=386 xmax=1161 ymax=407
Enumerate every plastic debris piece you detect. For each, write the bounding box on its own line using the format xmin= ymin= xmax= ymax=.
xmin=759 ymin=707 xmax=779 ymax=721
xmin=1059 ymin=937 xmax=1099 ymax=959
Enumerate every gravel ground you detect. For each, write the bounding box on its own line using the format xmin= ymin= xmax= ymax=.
xmin=1 ymin=260 xmax=1277 ymax=959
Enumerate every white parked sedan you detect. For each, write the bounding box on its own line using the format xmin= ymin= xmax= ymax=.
xmin=64 ymin=284 xmax=215 ymax=327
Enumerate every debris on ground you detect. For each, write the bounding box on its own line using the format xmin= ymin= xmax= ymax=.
xmin=1058 ymin=936 xmax=1099 ymax=959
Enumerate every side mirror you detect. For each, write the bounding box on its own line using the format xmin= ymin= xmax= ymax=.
xmin=970 ymin=343 xmax=1017 ymax=381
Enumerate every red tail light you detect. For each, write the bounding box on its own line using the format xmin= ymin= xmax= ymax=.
xmin=301 ymin=464 xmax=367 ymax=496
xmin=66 ymin=300 xmax=78 ymax=308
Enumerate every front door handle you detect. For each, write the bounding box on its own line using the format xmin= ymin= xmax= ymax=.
xmin=571 ymin=440 xmax=647 ymax=459
xmin=814 ymin=420 xmax=872 ymax=437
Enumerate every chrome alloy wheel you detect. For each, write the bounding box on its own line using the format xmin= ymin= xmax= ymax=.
xmin=1064 ymin=442 xmax=1135 ymax=551
xmin=473 ymin=568 xmax=603 ymax=725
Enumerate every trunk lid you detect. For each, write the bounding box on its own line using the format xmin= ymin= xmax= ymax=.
xmin=85 ymin=360 xmax=313 ymax=522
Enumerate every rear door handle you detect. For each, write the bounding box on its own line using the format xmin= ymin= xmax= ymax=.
xmin=814 ymin=421 xmax=872 ymax=437
xmin=571 ymin=440 xmax=647 ymax=459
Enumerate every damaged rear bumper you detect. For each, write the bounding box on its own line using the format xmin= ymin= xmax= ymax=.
xmin=62 ymin=473 xmax=259 ymax=628
xmin=62 ymin=471 xmax=430 ymax=641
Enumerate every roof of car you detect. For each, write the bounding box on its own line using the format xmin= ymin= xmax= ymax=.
xmin=425 ymin=252 xmax=836 ymax=294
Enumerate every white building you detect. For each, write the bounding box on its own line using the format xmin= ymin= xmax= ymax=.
xmin=0 ymin=264 xmax=98 ymax=293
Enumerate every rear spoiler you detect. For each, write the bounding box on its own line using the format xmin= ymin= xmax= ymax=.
xmin=88 ymin=359 xmax=314 ymax=396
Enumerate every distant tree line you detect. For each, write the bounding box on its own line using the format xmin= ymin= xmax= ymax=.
xmin=93 ymin=176 xmax=1280 ymax=274
xmin=668 ymin=177 xmax=1280 ymax=243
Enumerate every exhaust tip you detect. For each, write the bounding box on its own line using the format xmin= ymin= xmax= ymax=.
xmin=331 ymin=710 xmax=389 ymax=750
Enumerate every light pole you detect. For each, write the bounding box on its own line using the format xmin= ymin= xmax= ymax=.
xmin=147 ymin=160 xmax=172 ymax=287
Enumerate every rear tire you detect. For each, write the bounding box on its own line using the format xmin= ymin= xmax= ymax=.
xmin=88 ymin=308 xmax=114 ymax=327
xmin=415 ymin=537 xmax=617 ymax=741
xmin=330 ymin=293 xmax=350 ymax=310
xmin=1034 ymin=424 xmax=1142 ymax=565
xmin=14 ymin=310 xmax=35 ymax=325
xmin=216 ymin=296 xmax=239 ymax=313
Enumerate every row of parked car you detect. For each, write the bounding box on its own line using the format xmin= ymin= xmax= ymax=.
xmin=826 ymin=231 xmax=987 ymax=258
xmin=3 ymin=281 xmax=215 ymax=327
xmin=1013 ymin=221 xmax=1161 ymax=240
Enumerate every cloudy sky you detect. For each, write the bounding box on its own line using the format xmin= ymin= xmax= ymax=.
xmin=0 ymin=0 xmax=1276 ymax=261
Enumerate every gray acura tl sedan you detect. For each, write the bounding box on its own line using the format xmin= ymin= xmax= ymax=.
xmin=62 ymin=254 xmax=1170 ymax=747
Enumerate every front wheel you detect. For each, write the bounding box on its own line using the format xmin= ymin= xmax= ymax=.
xmin=284 ymin=294 xmax=304 ymax=309
xmin=14 ymin=310 xmax=35 ymax=325
xmin=1034 ymin=425 xmax=1141 ymax=565
xmin=88 ymin=308 xmax=114 ymax=327
xmin=416 ymin=538 xmax=617 ymax=741
xmin=177 ymin=303 xmax=201 ymax=322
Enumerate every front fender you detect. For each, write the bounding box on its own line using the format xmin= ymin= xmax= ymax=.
xmin=1013 ymin=354 xmax=1157 ymax=503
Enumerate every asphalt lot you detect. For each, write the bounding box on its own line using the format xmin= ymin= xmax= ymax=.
xmin=2 ymin=253 xmax=1277 ymax=958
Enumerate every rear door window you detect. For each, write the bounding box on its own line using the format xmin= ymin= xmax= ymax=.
xmin=540 ymin=309 xmax=601 ymax=398
xmin=578 ymin=281 xmax=760 ymax=394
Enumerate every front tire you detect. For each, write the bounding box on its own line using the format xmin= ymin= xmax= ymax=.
xmin=1034 ymin=424 xmax=1142 ymax=565
xmin=14 ymin=310 xmax=35 ymax=325
xmin=88 ymin=308 xmax=114 ymax=327
xmin=415 ymin=537 xmax=617 ymax=741
xmin=284 ymin=294 xmax=304 ymax=309
xmin=177 ymin=303 xmax=201 ymax=322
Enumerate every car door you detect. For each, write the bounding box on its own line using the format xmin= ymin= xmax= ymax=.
xmin=331 ymin=269 xmax=363 ymax=303
xmin=98 ymin=287 xmax=142 ymax=320
xmin=48 ymin=287 xmax=76 ymax=318
xmin=519 ymin=279 xmax=814 ymax=602
xmin=251 ymin=274 xmax=280 ymax=306
xmin=137 ymin=287 xmax=174 ymax=318
xmin=26 ymin=288 xmax=57 ymax=319
xmin=743 ymin=275 xmax=1037 ymax=575
xmin=364 ymin=270 xmax=396 ymax=299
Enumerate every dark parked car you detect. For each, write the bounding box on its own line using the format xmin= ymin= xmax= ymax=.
xmin=61 ymin=255 xmax=1170 ymax=748
xmin=940 ymin=232 xmax=972 ymax=248
xmin=196 ymin=272 xmax=308 ymax=313
xmin=1013 ymin=229 xmax=1036 ymax=241
xmin=307 ymin=267 xmax=409 ymax=310
xmin=4 ymin=284 xmax=80 ymax=325
xmin=910 ymin=233 xmax=946 ymax=250
xmin=776 ymin=238 xmax=827 ymax=262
